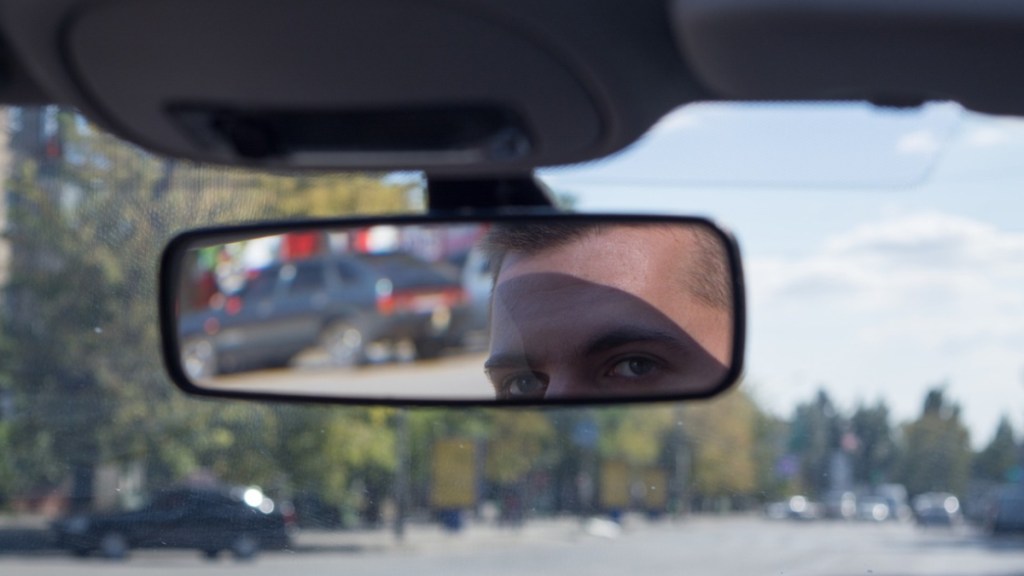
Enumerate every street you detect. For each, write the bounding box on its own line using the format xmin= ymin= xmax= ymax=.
xmin=3 ymin=516 xmax=1023 ymax=576
xmin=204 ymin=352 xmax=494 ymax=400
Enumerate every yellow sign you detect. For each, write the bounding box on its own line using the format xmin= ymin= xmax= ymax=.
xmin=600 ymin=460 xmax=630 ymax=509
xmin=430 ymin=439 xmax=477 ymax=508
xmin=643 ymin=468 xmax=668 ymax=510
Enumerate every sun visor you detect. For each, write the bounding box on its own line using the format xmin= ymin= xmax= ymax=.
xmin=5 ymin=0 xmax=607 ymax=173
xmin=671 ymin=0 xmax=1024 ymax=116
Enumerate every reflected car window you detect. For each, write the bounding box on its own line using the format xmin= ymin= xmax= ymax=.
xmin=288 ymin=262 xmax=325 ymax=294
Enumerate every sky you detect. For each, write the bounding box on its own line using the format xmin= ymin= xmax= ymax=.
xmin=539 ymin=102 xmax=1024 ymax=448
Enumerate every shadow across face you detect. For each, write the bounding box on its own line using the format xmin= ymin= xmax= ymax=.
xmin=486 ymin=273 xmax=729 ymax=400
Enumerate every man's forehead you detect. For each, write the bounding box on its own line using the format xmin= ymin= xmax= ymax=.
xmin=488 ymin=273 xmax=695 ymax=362
xmin=497 ymin=225 xmax=690 ymax=288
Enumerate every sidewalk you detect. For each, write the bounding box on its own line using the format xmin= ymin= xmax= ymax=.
xmin=291 ymin=516 xmax=588 ymax=553
xmin=290 ymin=513 xmax=680 ymax=553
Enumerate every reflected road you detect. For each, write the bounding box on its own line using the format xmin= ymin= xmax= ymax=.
xmin=203 ymin=352 xmax=492 ymax=400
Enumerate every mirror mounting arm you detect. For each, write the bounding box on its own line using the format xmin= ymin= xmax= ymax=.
xmin=426 ymin=174 xmax=556 ymax=213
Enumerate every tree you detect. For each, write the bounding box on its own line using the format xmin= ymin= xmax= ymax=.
xmin=484 ymin=410 xmax=555 ymax=485
xmin=597 ymin=406 xmax=675 ymax=467
xmin=787 ymin=389 xmax=842 ymax=497
xmin=273 ymin=406 xmax=396 ymax=519
xmin=752 ymin=409 xmax=789 ymax=503
xmin=973 ymin=416 xmax=1018 ymax=484
xmin=684 ymin=389 xmax=759 ymax=501
xmin=850 ymin=401 xmax=896 ymax=487
xmin=897 ymin=387 xmax=971 ymax=498
xmin=3 ymin=154 xmax=118 ymax=509
xmin=0 ymin=107 xmax=418 ymax=510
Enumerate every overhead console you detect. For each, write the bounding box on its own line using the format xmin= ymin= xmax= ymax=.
xmin=0 ymin=0 xmax=624 ymax=173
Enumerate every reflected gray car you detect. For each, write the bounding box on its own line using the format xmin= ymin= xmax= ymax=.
xmin=179 ymin=253 xmax=466 ymax=377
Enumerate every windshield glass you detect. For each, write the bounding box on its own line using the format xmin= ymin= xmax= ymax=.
xmin=1 ymin=103 xmax=1023 ymax=575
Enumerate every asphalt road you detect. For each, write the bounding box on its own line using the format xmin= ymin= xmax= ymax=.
xmin=3 ymin=516 xmax=1023 ymax=576
xmin=203 ymin=352 xmax=494 ymax=400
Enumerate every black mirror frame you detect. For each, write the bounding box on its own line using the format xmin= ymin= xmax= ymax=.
xmin=158 ymin=209 xmax=746 ymax=407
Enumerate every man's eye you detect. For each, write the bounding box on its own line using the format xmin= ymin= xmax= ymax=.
xmin=607 ymin=357 xmax=659 ymax=378
xmin=502 ymin=373 xmax=547 ymax=398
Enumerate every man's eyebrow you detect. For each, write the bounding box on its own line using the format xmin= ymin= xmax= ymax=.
xmin=483 ymin=353 xmax=535 ymax=371
xmin=582 ymin=326 xmax=692 ymax=357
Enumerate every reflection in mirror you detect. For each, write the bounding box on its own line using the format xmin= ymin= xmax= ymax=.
xmin=166 ymin=218 xmax=741 ymax=403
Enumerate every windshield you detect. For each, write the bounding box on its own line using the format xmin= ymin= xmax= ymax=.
xmin=1 ymin=103 xmax=1023 ymax=575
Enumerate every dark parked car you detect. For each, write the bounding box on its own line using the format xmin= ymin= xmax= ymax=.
xmin=179 ymin=252 xmax=466 ymax=377
xmin=856 ymin=496 xmax=891 ymax=522
xmin=913 ymin=492 xmax=963 ymax=528
xmin=987 ymin=485 xmax=1024 ymax=534
xmin=52 ymin=487 xmax=291 ymax=559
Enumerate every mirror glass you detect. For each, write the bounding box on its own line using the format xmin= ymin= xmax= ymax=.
xmin=166 ymin=217 xmax=742 ymax=403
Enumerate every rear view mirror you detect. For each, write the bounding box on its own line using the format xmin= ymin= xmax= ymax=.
xmin=159 ymin=214 xmax=745 ymax=405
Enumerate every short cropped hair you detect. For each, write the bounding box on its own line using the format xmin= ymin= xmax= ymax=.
xmin=482 ymin=221 xmax=732 ymax=310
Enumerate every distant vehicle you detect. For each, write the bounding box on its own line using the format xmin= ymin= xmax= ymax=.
xmin=822 ymin=490 xmax=856 ymax=520
xmin=52 ymin=487 xmax=291 ymax=559
xmin=179 ymin=252 xmax=467 ymax=377
xmin=291 ymin=492 xmax=343 ymax=529
xmin=875 ymin=484 xmax=911 ymax=521
xmin=912 ymin=492 xmax=962 ymax=527
xmin=856 ymin=496 xmax=891 ymax=522
xmin=987 ymin=484 xmax=1024 ymax=534
xmin=764 ymin=496 xmax=824 ymax=521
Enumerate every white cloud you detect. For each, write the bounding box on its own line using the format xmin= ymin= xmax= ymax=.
xmin=745 ymin=212 xmax=1024 ymax=445
xmin=964 ymin=126 xmax=1011 ymax=148
xmin=895 ymin=130 xmax=942 ymax=155
xmin=754 ymin=213 xmax=1024 ymax=304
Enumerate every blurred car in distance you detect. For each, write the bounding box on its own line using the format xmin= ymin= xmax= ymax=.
xmin=856 ymin=496 xmax=891 ymax=522
xmin=913 ymin=492 xmax=963 ymax=528
xmin=764 ymin=496 xmax=824 ymax=521
xmin=986 ymin=484 xmax=1024 ymax=534
xmin=823 ymin=490 xmax=857 ymax=520
xmin=291 ymin=492 xmax=343 ymax=530
xmin=51 ymin=486 xmax=291 ymax=559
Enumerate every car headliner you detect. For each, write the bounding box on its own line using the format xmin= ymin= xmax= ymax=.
xmin=0 ymin=0 xmax=1021 ymax=173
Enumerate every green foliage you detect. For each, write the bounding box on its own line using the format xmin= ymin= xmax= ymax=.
xmin=684 ymin=389 xmax=759 ymax=498
xmin=0 ymin=108 xmax=419 ymax=507
xmin=0 ymin=421 xmax=16 ymax=505
xmin=274 ymin=406 xmax=396 ymax=507
xmin=973 ymin=416 xmax=1019 ymax=483
xmin=484 ymin=410 xmax=555 ymax=485
xmin=597 ymin=406 xmax=675 ymax=466
xmin=850 ymin=401 xmax=897 ymax=486
xmin=787 ymin=389 xmax=841 ymax=497
xmin=896 ymin=387 xmax=971 ymax=498
xmin=751 ymin=409 xmax=789 ymax=502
